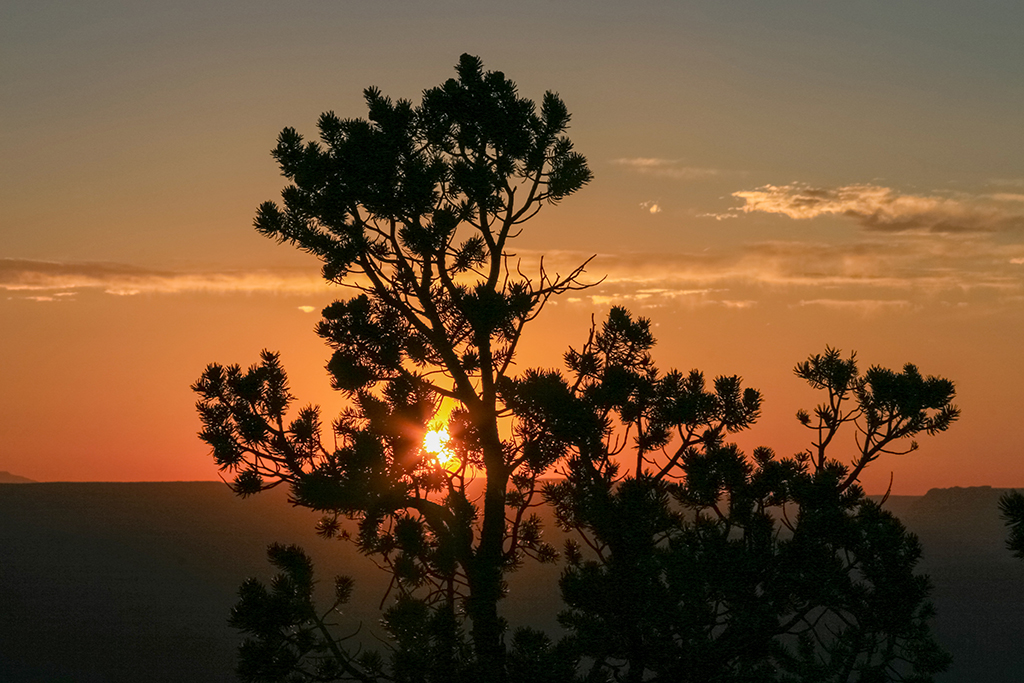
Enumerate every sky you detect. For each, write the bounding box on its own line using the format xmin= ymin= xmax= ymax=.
xmin=2 ymin=0 xmax=1023 ymax=493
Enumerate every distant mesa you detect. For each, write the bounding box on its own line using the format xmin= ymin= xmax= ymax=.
xmin=0 ymin=471 xmax=36 ymax=484
xmin=913 ymin=485 xmax=1011 ymax=511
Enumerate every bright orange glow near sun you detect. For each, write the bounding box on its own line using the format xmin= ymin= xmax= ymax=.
xmin=423 ymin=428 xmax=454 ymax=466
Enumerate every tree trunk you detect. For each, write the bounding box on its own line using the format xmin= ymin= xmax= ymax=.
xmin=468 ymin=418 xmax=509 ymax=682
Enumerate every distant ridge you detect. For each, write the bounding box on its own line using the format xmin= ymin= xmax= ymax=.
xmin=0 ymin=471 xmax=35 ymax=484
xmin=913 ymin=485 xmax=1016 ymax=512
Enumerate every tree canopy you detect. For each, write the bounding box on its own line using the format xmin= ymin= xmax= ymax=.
xmin=194 ymin=54 xmax=959 ymax=683
xmin=195 ymin=53 xmax=594 ymax=681
xmin=546 ymin=339 xmax=956 ymax=682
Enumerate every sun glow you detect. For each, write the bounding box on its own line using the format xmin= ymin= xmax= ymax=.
xmin=423 ymin=428 xmax=454 ymax=466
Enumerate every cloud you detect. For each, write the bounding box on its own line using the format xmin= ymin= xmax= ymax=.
xmin=796 ymin=299 xmax=913 ymax=313
xmin=0 ymin=259 xmax=333 ymax=297
xmin=581 ymin=289 xmax=754 ymax=310
xmin=639 ymin=201 xmax=662 ymax=214
xmin=524 ymin=235 xmax=1024 ymax=311
xmin=725 ymin=183 xmax=1024 ymax=233
xmin=719 ymin=299 xmax=758 ymax=309
xmin=612 ymin=158 xmax=722 ymax=180
xmin=8 ymin=236 xmax=1024 ymax=315
xmin=297 ymin=305 xmax=317 ymax=313
xmin=990 ymin=178 xmax=1024 ymax=189
xmin=989 ymin=193 xmax=1024 ymax=203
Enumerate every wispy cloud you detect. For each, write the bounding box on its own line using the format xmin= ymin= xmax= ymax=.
xmin=612 ymin=158 xmax=722 ymax=180
xmin=989 ymin=193 xmax=1024 ymax=203
xmin=0 ymin=259 xmax=332 ymax=297
xmin=724 ymin=183 xmax=1024 ymax=233
xmin=990 ymin=178 xmax=1024 ymax=189
xmin=8 ymin=237 xmax=1024 ymax=315
xmin=577 ymin=285 xmax=752 ymax=310
xmin=796 ymin=299 xmax=913 ymax=314
xmin=528 ymin=236 xmax=1024 ymax=310
xmin=698 ymin=211 xmax=738 ymax=221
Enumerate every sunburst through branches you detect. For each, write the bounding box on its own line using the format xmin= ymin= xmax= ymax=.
xmin=422 ymin=427 xmax=454 ymax=466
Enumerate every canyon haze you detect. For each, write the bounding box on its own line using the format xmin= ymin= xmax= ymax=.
xmin=0 ymin=482 xmax=1021 ymax=682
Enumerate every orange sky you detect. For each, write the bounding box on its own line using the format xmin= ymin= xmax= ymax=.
xmin=3 ymin=1 xmax=1023 ymax=494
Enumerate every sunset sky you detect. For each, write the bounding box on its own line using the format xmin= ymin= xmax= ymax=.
xmin=3 ymin=1 xmax=1023 ymax=493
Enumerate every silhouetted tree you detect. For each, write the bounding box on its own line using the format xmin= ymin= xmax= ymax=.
xmin=228 ymin=543 xmax=385 ymax=683
xmin=194 ymin=55 xmax=959 ymax=683
xmin=543 ymin=337 xmax=958 ymax=682
xmin=999 ymin=490 xmax=1024 ymax=559
xmin=194 ymin=53 xmax=592 ymax=682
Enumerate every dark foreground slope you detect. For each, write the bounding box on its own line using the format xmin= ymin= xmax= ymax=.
xmin=0 ymin=483 xmax=1021 ymax=682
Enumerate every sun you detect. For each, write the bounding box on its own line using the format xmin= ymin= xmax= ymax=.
xmin=423 ymin=428 xmax=454 ymax=466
